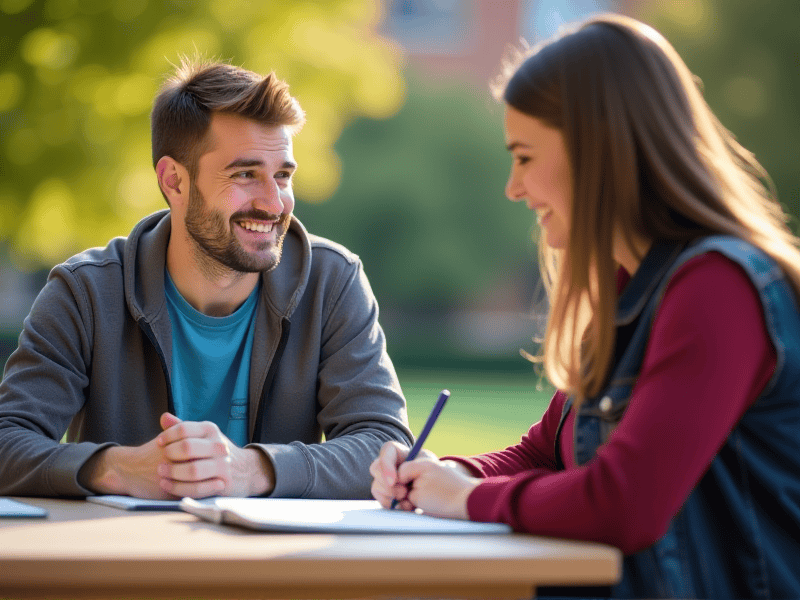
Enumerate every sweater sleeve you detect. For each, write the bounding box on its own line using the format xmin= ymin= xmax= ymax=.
xmin=257 ymin=256 xmax=414 ymax=499
xmin=0 ymin=267 xmax=112 ymax=496
xmin=465 ymin=253 xmax=776 ymax=554
xmin=444 ymin=390 xmax=568 ymax=476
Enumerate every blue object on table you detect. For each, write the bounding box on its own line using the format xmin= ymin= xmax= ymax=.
xmin=391 ymin=389 xmax=450 ymax=509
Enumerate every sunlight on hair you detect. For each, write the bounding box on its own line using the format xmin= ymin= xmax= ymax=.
xmin=636 ymin=20 xmax=668 ymax=46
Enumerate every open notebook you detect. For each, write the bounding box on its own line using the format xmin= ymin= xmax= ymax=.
xmin=87 ymin=495 xmax=186 ymax=511
xmin=180 ymin=498 xmax=512 ymax=534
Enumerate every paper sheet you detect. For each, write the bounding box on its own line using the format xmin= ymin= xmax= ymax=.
xmin=86 ymin=495 xmax=185 ymax=511
xmin=0 ymin=498 xmax=48 ymax=518
xmin=180 ymin=498 xmax=513 ymax=534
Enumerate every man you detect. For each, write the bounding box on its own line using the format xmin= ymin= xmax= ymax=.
xmin=0 ymin=59 xmax=412 ymax=499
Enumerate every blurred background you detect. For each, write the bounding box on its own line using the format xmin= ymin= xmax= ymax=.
xmin=1 ymin=0 xmax=798 ymax=455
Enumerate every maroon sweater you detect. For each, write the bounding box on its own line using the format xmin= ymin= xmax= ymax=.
xmin=449 ymin=253 xmax=776 ymax=554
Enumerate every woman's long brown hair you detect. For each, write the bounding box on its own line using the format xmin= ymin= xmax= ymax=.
xmin=494 ymin=14 xmax=800 ymax=404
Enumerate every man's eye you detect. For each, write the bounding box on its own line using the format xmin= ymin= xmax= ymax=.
xmin=276 ymin=171 xmax=293 ymax=180
xmin=232 ymin=171 xmax=255 ymax=179
xmin=514 ymin=156 xmax=531 ymax=166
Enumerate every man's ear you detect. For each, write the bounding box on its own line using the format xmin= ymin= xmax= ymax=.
xmin=156 ymin=156 xmax=189 ymax=206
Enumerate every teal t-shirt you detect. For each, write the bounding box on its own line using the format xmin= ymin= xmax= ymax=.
xmin=164 ymin=271 xmax=259 ymax=447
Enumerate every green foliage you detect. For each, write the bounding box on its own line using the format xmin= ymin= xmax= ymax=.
xmin=297 ymin=0 xmax=800 ymax=319
xmin=0 ymin=0 xmax=404 ymax=268
xmin=398 ymin=367 xmax=552 ymax=456
xmin=638 ymin=0 xmax=800 ymax=228
xmin=296 ymin=73 xmax=537 ymax=312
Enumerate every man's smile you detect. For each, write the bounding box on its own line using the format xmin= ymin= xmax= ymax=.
xmin=237 ymin=219 xmax=276 ymax=234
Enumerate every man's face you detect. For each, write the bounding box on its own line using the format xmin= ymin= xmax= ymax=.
xmin=184 ymin=113 xmax=297 ymax=275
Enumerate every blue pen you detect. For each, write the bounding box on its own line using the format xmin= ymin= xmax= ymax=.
xmin=391 ymin=389 xmax=450 ymax=509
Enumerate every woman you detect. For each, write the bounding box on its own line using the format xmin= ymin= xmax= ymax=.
xmin=370 ymin=13 xmax=800 ymax=599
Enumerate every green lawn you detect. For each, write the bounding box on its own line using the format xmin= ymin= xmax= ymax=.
xmin=396 ymin=368 xmax=554 ymax=458
xmin=50 ymin=367 xmax=554 ymax=456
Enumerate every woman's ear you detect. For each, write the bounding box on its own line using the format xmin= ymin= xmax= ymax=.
xmin=156 ymin=156 xmax=189 ymax=206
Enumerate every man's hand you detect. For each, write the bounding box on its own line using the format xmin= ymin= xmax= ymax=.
xmin=79 ymin=432 xmax=176 ymax=499
xmin=79 ymin=413 xmax=274 ymax=499
xmin=155 ymin=413 xmax=274 ymax=498
xmin=369 ymin=440 xmax=479 ymax=520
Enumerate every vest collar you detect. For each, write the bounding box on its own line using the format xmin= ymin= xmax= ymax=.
xmin=616 ymin=240 xmax=686 ymax=325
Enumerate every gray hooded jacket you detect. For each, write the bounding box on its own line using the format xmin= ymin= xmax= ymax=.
xmin=0 ymin=210 xmax=413 ymax=498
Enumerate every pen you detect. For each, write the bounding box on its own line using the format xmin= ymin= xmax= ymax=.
xmin=391 ymin=389 xmax=450 ymax=509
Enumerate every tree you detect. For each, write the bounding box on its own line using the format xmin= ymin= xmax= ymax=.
xmin=636 ymin=0 xmax=800 ymax=228
xmin=296 ymin=73 xmax=537 ymax=313
xmin=0 ymin=0 xmax=405 ymax=267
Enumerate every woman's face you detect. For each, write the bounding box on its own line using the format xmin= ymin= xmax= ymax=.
xmin=504 ymin=105 xmax=573 ymax=249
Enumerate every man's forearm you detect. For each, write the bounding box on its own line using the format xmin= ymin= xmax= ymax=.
xmin=80 ymin=437 xmax=277 ymax=498
xmin=78 ymin=446 xmax=127 ymax=494
xmin=241 ymin=447 xmax=276 ymax=496
xmin=77 ymin=442 xmax=174 ymax=499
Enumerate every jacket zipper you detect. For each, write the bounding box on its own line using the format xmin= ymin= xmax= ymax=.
xmin=138 ymin=319 xmax=175 ymax=415
xmin=252 ymin=317 xmax=291 ymax=443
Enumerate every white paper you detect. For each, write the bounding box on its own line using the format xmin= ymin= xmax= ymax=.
xmin=86 ymin=495 xmax=184 ymax=511
xmin=180 ymin=497 xmax=512 ymax=534
xmin=0 ymin=498 xmax=48 ymax=518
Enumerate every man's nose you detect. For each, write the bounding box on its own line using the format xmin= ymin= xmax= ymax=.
xmin=252 ymin=179 xmax=285 ymax=214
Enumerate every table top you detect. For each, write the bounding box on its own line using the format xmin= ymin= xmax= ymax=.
xmin=0 ymin=497 xmax=621 ymax=599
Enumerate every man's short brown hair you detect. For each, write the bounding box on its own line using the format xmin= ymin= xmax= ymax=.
xmin=151 ymin=57 xmax=305 ymax=179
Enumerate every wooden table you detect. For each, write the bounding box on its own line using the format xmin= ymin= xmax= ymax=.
xmin=0 ymin=497 xmax=621 ymax=599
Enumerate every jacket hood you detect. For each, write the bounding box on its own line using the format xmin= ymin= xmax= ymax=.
xmin=123 ymin=209 xmax=312 ymax=324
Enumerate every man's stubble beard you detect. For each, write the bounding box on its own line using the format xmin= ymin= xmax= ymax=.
xmin=183 ymin=182 xmax=291 ymax=281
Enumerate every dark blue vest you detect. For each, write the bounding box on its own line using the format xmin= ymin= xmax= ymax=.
xmin=561 ymin=236 xmax=800 ymax=599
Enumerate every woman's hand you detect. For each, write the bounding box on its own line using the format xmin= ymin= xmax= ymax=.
xmin=370 ymin=441 xmax=480 ymax=520
xmin=397 ymin=457 xmax=480 ymax=519
xmin=369 ymin=441 xmax=411 ymax=507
